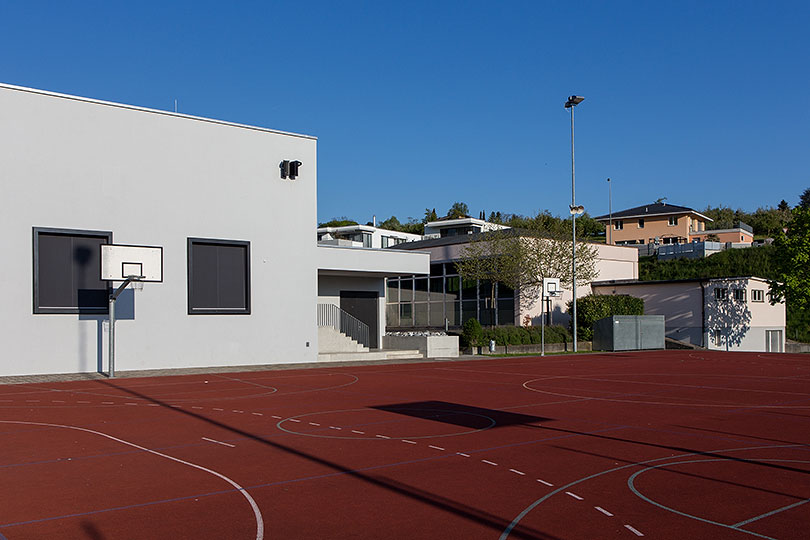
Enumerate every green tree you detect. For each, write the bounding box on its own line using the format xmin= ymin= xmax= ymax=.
xmin=423 ymin=208 xmax=438 ymax=223
xmin=319 ymin=217 xmax=358 ymax=227
xmin=770 ymin=207 xmax=810 ymax=309
xmin=447 ymin=202 xmax=469 ymax=219
xmin=800 ymin=188 xmax=810 ymax=210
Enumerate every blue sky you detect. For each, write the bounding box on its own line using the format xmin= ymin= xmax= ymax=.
xmin=1 ymin=1 xmax=807 ymax=224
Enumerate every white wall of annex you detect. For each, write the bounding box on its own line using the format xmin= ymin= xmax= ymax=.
xmin=0 ymin=85 xmax=318 ymax=376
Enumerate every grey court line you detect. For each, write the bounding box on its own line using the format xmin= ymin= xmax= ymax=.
xmin=499 ymin=444 xmax=801 ymax=540
xmin=732 ymin=498 xmax=810 ymax=528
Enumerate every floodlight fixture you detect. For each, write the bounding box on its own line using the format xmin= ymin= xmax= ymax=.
xmin=569 ymin=204 xmax=585 ymax=215
xmin=564 ymin=95 xmax=585 ymax=108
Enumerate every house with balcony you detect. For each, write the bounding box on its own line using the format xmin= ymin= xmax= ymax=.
xmin=594 ymin=202 xmax=714 ymax=246
xmin=423 ymin=216 xmax=509 ymax=239
xmin=317 ymin=223 xmax=421 ymax=248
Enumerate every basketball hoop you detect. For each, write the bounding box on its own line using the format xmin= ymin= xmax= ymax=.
xmin=131 ymin=280 xmax=144 ymax=292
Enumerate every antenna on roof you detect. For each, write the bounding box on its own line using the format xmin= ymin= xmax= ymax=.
xmin=174 ymin=99 xmax=178 ymax=113
xmin=655 ymin=197 xmax=667 ymax=205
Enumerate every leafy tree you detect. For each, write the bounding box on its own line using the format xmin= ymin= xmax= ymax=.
xmin=423 ymin=208 xmax=438 ymax=223
xmin=447 ymin=202 xmax=469 ymax=219
xmin=778 ymin=199 xmax=790 ymax=212
xmin=800 ymin=188 xmax=810 ymax=210
xmin=770 ymin=207 xmax=810 ymax=309
xmin=319 ymin=217 xmax=358 ymax=227
xmin=456 ymin=221 xmax=599 ymax=315
xmin=378 ymin=216 xmax=402 ymax=231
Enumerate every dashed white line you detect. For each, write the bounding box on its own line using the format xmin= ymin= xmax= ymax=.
xmin=201 ymin=437 xmax=236 ymax=448
xmin=102 ymin=401 xmax=114 ymax=405
xmin=402 ymin=440 xmax=417 ymax=445
xmin=232 ymin=410 xmax=244 ymax=413
xmin=595 ymin=506 xmax=613 ymax=517
xmin=351 ymin=430 xmax=365 ymax=434
xmin=482 ymin=460 xmax=498 ymax=466
xmin=53 ymin=400 xmax=65 ymax=403
xmin=213 ymin=408 xmax=224 ymax=411
xmin=147 ymin=404 xmax=159 ymax=407
xmin=271 ymin=415 xmax=281 ymax=419
xmin=252 ymin=413 xmax=263 ymax=416
xmin=329 ymin=426 xmax=342 ymax=430
xmin=428 ymin=445 xmax=445 ymax=451
xmin=171 ymin=405 xmax=182 ymax=408
xmin=77 ymin=401 xmax=90 ymax=404
xmin=537 ymin=479 xmax=554 ymax=487
xmin=26 ymin=400 xmax=40 ymax=403
xmin=624 ymin=524 xmax=644 ymax=536
xmin=565 ymin=491 xmax=584 ymax=501
xmin=509 ymin=469 xmax=526 ymax=476
xmin=288 ymin=418 xmax=301 ymax=422
xmin=375 ymin=434 xmax=390 ymax=439
xmin=457 ymin=452 xmax=470 ymax=457
xmin=125 ymin=403 xmax=138 ymax=406
xmin=192 ymin=406 xmax=203 ymax=409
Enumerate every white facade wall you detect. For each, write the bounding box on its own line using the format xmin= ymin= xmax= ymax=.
xmin=0 ymin=84 xmax=318 ymax=376
xmin=591 ymin=277 xmax=785 ymax=352
xmin=317 ymin=275 xmax=386 ymax=349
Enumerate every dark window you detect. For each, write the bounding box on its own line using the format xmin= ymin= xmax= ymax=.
xmin=33 ymin=227 xmax=112 ymax=314
xmin=188 ymin=238 xmax=250 ymax=314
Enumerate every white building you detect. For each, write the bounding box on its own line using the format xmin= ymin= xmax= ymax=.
xmin=423 ymin=216 xmax=509 ymax=239
xmin=388 ymin=234 xmax=639 ymax=329
xmin=591 ymin=276 xmax=785 ymax=352
xmin=317 ymin=224 xmax=421 ymax=248
xmin=0 ymin=83 xmax=427 ymax=377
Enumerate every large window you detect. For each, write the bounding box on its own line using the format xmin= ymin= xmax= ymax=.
xmin=187 ymin=238 xmax=251 ymax=314
xmin=33 ymin=227 xmax=112 ymax=314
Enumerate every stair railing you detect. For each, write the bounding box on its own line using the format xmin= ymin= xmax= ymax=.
xmin=317 ymin=303 xmax=371 ymax=349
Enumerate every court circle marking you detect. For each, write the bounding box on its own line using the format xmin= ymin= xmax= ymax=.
xmin=628 ymin=457 xmax=810 ymax=539
xmin=276 ymin=407 xmax=496 ymax=440
xmin=522 ymin=376 xmax=810 ymax=409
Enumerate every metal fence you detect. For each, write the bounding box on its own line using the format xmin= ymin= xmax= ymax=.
xmin=317 ymin=303 xmax=370 ymax=348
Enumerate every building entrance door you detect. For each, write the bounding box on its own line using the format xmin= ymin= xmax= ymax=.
xmin=340 ymin=291 xmax=379 ymax=349
xmin=766 ymin=330 xmax=783 ymax=353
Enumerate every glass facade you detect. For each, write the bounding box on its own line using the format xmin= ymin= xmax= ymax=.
xmin=386 ymin=262 xmax=516 ymax=329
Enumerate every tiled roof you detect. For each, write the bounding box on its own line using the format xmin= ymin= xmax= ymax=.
xmin=594 ymin=202 xmax=711 ymax=221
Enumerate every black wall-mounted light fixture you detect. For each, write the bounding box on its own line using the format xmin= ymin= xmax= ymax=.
xmin=280 ymin=160 xmax=302 ymax=180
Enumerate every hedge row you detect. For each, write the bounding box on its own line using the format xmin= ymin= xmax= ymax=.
xmin=461 ymin=318 xmax=571 ymax=347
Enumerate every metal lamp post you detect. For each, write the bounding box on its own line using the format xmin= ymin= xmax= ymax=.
xmin=564 ymin=95 xmax=584 ymax=352
xmin=607 ymin=177 xmax=612 ymax=245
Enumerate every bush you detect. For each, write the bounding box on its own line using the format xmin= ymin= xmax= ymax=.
xmin=479 ymin=324 xmax=571 ymax=346
xmin=566 ymin=294 xmax=644 ymax=341
xmin=462 ymin=318 xmax=484 ymax=347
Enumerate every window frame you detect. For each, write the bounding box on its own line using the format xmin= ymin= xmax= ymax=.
xmin=33 ymin=226 xmax=113 ymax=314
xmin=638 ymin=218 xmax=645 ymax=229
xmin=733 ymin=289 xmax=747 ymax=302
xmin=751 ymin=289 xmax=765 ymax=303
xmin=614 ymin=220 xmax=624 ymax=230
xmin=187 ymin=237 xmax=251 ymax=315
xmin=668 ymin=216 xmax=678 ymax=226
xmin=714 ymin=287 xmax=729 ymax=301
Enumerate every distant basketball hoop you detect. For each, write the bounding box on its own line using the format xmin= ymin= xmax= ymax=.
xmin=101 ymin=244 xmax=164 ymax=378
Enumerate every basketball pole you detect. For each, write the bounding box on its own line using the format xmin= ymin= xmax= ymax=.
xmin=108 ymin=276 xmax=138 ymax=378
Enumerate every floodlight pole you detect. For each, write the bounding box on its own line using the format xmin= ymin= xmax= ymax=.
xmin=608 ymin=178 xmax=612 ymax=245
xmin=565 ymin=95 xmax=584 ymax=352
xmin=541 ymin=295 xmax=545 ymax=357
xmin=108 ymin=276 xmax=137 ymax=378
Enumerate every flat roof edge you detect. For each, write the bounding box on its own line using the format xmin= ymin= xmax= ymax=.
xmin=0 ymin=82 xmax=317 ymax=140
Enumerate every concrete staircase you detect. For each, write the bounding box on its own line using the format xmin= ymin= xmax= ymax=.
xmin=317 ymin=327 xmax=423 ymax=362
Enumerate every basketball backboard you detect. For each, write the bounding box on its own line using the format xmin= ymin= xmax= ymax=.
xmin=542 ymin=277 xmax=561 ymax=298
xmin=101 ymin=244 xmax=163 ymax=282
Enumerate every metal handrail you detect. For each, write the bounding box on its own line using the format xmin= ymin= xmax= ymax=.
xmin=317 ymin=303 xmax=370 ymax=348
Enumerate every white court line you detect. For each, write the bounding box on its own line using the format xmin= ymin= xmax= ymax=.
xmin=271 ymin=415 xmax=281 ymax=419
xmin=288 ymin=418 xmax=301 ymax=422
xmin=482 ymin=460 xmax=498 ymax=466
xmin=202 ymin=437 xmax=236 ymax=448
xmin=192 ymin=406 xmax=203 ymax=410
xmin=595 ymin=506 xmax=613 ymax=517
xmin=428 ymin=445 xmax=445 ymax=451
xmin=624 ymin=524 xmax=644 ymax=536
xmin=124 ymin=403 xmax=138 ymax=406
xmin=77 ymin=401 xmax=90 ymax=404
xmin=457 ymin=452 xmax=470 ymax=457
xmin=53 ymin=400 xmax=66 ymax=403
xmin=509 ymin=469 xmax=525 ymax=476
xmin=213 ymin=408 xmax=224 ymax=411
xmin=25 ymin=400 xmax=40 ymax=403
xmin=0 ymin=420 xmax=263 ymax=540
xmin=351 ymin=430 xmax=364 ymax=434
xmin=147 ymin=404 xmax=159 ymax=407
xmin=376 ymin=434 xmax=390 ymax=439
xmin=565 ymin=491 xmax=584 ymax=501
xmin=329 ymin=426 xmax=342 ymax=430
xmin=537 ymin=479 xmax=553 ymax=486
xmin=252 ymin=413 xmax=263 ymax=416
xmin=310 ymin=422 xmax=321 ymax=426
xmin=232 ymin=410 xmax=244 ymax=413
xmin=102 ymin=402 xmax=114 ymax=405
xmin=402 ymin=440 xmax=417 ymax=445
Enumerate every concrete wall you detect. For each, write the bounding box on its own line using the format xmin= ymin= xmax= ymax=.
xmin=0 ymin=84 xmax=318 ymax=376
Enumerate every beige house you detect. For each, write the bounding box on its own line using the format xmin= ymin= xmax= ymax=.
xmin=591 ymin=276 xmax=785 ymax=352
xmin=595 ymin=202 xmax=754 ymax=245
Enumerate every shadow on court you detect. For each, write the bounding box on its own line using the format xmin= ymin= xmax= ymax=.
xmin=371 ymin=400 xmax=551 ymax=428
xmin=89 ymin=379 xmax=558 ymax=540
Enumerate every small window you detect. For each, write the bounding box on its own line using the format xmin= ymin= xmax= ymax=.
xmin=362 ymin=233 xmax=372 ymax=248
xmin=33 ymin=227 xmax=112 ymax=314
xmin=713 ymin=329 xmax=723 ymax=346
xmin=638 ymin=218 xmax=645 ymax=229
xmin=188 ymin=238 xmax=250 ymax=314
xmin=733 ymin=289 xmax=746 ymax=302
xmin=714 ymin=288 xmax=729 ymax=301
xmin=752 ymin=289 xmax=764 ymax=302
xmin=614 ymin=220 xmax=624 ymax=230
xmin=381 ymin=236 xmax=391 ymax=248
xmin=668 ymin=216 xmax=678 ymax=226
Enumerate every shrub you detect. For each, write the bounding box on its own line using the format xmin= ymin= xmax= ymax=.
xmin=462 ymin=318 xmax=484 ymax=347
xmin=479 ymin=324 xmax=570 ymax=346
xmin=566 ymin=294 xmax=644 ymax=341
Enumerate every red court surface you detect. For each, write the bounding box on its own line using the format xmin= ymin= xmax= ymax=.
xmin=1 ymin=350 xmax=810 ymax=539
